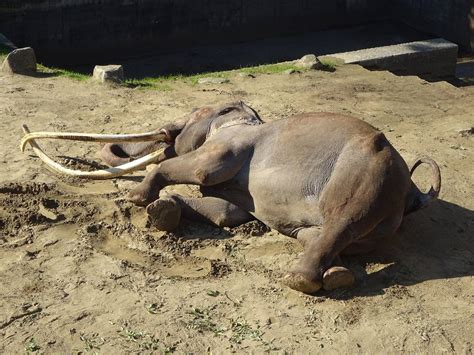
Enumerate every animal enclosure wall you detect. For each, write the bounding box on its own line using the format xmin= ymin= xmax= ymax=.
xmin=0 ymin=0 xmax=473 ymax=65
xmin=0 ymin=0 xmax=388 ymax=64
xmin=394 ymin=0 xmax=474 ymax=52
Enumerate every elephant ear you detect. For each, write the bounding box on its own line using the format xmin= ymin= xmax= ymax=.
xmin=206 ymin=102 xmax=263 ymax=138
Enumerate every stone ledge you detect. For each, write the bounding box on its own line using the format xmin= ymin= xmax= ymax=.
xmin=323 ymin=38 xmax=458 ymax=78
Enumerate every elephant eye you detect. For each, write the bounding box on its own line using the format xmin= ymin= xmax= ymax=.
xmin=218 ymin=107 xmax=235 ymax=116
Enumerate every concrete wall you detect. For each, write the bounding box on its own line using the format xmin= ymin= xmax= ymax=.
xmin=0 ymin=0 xmax=388 ymax=64
xmin=0 ymin=0 xmax=473 ymax=65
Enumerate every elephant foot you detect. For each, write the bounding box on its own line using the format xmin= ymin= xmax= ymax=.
xmin=146 ymin=198 xmax=181 ymax=231
xmin=322 ymin=266 xmax=355 ymax=291
xmin=128 ymin=185 xmax=159 ymax=207
xmin=282 ymin=271 xmax=322 ymax=294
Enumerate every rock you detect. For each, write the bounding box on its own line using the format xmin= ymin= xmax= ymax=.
xmin=238 ymin=72 xmax=256 ymax=78
xmin=295 ymin=54 xmax=323 ymax=70
xmin=197 ymin=77 xmax=229 ymax=84
xmin=93 ymin=65 xmax=124 ymax=83
xmin=1 ymin=47 xmax=37 ymax=75
xmin=284 ymin=69 xmax=298 ymax=75
xmin=458 ymin=127 xmax=473 ymax=137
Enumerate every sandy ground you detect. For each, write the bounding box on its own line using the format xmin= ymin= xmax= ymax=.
xmin=0 ymin=65 xmax=473 ymax=353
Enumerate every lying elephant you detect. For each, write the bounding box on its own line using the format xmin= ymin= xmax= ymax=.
xmin=99 ymin=101 xmax=441 ymax=294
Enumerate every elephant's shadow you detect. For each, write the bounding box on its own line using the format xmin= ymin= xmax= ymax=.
xmin=329 ymin=199 xmax=474 ymax=299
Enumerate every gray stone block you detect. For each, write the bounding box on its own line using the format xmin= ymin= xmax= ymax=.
xmin=93 ymin=65 xmax=124 ymax=83
xmin=1 ymin=47 xmax=37 ymax=75
xmin=326 ymin=38 xmax=458 ymax=78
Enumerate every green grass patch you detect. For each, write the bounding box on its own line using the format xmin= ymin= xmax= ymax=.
xmin=318 ymin=56 xmax=342 ymax=72
xmin=124 ymin=77 xmax=173 ymax=91
xmin=124 ymin=71 xmax=230 ymax=88
xmin=19 ymin=60 xmax=317 ymax=89
xmin=37 ymin=64 xmax=90 ymax=81
xmin=239 ymin=62 xmax=300 ymax=75
xmin=124 ymin=62 xmax=301 ymax=89
xmin=187 ymin=71 xmax=230 ymax=85
xmin=0 ymin=44 xmax=11 ymax=60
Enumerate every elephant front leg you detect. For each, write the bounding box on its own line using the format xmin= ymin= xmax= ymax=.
xmin=146 ymin=195 xmax=254 ymax=231
xmin=128 ymin=145 xmax=249 ymax=206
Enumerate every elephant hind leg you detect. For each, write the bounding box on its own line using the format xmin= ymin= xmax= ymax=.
xmin=283 ymin=222 xmax=369 ymax=294
xmin=147 ymin=194 xmax=254 ymax=231
xmin=284 ymin=212 xmax=403 ymax=294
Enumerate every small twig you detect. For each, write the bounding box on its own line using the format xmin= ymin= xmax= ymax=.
xmin=224 ymin=291 xmax=240 ymax=306
xmin=0 ymin=306 xmax=42 ymax=330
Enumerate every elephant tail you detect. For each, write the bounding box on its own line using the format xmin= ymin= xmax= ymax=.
xmin=405 ymin=157 xmax=441 ymax=215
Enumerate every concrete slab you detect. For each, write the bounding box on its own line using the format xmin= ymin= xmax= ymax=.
xmin=323 ymin=38 xmax=458 ymax=79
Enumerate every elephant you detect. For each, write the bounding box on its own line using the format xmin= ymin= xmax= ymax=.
xmin=99 ymin=101 xmax=441 ymax=294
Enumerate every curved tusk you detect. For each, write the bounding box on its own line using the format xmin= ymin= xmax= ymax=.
xmin=22 ymin=124 xmax=165 ymax=180
xmin=20 ymin=129 xmax=166 ymax=152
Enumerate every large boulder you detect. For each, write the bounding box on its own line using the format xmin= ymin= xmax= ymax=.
xmin=93 ymin=65 xmax=124 ymax=83
xmin=1 ymin=47 xmax=37 ymax=75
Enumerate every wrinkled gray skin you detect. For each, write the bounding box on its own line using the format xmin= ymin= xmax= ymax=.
xmin=101 ymin=102 xmax=441 ymax=294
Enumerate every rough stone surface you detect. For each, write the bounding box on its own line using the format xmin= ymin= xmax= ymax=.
xmin=1 ymin=47 xmax=36 ymax=75
xmin=197 ymin=77 xmax=230 ymax=85
xmin=295 ymin=54 xmax=323 ymax=70
xmin=93 ymin=65 xmax=124 ymax=83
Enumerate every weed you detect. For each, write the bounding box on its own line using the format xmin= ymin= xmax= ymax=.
xmin=146 ymin=300 xmax=165 ymax=314
xmin=206 ymin=289 xmax=220 ymax=297
xmin=78 ymin=333 xmax=105 ymax=353
xmin=305 ymin=309 xmax=319 ymax=326
xmin=140 ymin=337 xmax=177 ymax=353
xmin=185 ymin=306 xmax=225 ymax=336
xmin=229 ymin=318 xmax=264 ymax=344
xmin=119 ymin=326 xmax=145 ymax=342
xmin=117 ymin=323 xmax=175 ymax=352
xmin=163 ymin=344 xmax=177 ymax=354
xmin=138 ymin=335 xmax=161 ymax=351
xmin=24 ymin=338 xmax=40 ymax=353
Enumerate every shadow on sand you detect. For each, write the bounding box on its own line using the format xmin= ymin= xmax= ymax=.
xmin=327 ymin=199 xmax=473 ymax=299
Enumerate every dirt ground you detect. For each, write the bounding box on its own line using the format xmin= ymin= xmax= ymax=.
xmin=0 ymin=65 xmax=473 ymax=353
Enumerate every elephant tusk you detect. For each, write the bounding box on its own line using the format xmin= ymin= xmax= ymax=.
xmin=22 ymin=124 xmax=165 ymax=180
xmin=20 ymin=128 xmax=167 ymax=152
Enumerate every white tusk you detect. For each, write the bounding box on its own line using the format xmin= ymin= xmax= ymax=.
xmin=20 ymin=129 xmax=166 ymax=152
xmin=22 ymin=124 xmax=165 ymax=180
